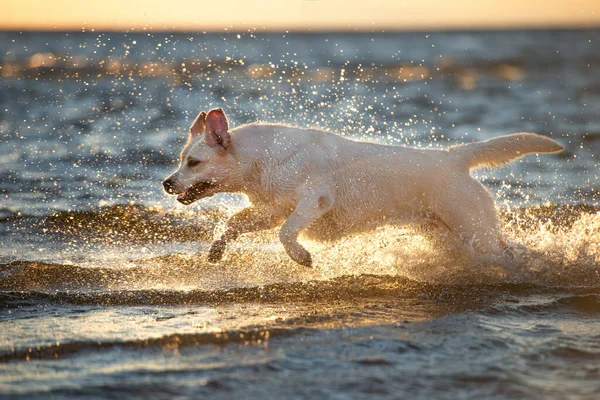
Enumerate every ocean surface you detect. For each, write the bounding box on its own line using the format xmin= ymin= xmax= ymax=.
xmin=0 ymin=29 xmax=599 ymax=399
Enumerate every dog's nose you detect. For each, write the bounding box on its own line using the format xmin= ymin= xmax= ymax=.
xmin=162 ymin=178 xmax=176 ymax=194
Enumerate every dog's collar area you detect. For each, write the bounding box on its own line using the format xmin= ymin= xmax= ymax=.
xmin=176 ymin=181 xmax=215 ymax=205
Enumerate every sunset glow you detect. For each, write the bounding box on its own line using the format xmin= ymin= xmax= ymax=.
xmin=1 ymin=0 xmax=599 ymax=31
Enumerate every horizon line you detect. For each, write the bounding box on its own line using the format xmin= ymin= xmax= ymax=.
xmin=1 ymin=23 xmax=599 ymax=34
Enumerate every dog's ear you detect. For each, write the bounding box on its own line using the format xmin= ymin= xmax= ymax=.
xmin=205 ymin=108 xmax=231 ymax=149
xmin=189 ymin=111 xmax=207 ymax=136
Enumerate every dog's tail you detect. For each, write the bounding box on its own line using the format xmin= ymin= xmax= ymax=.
xmin=449 ymin=133 xmax=563 ymax=170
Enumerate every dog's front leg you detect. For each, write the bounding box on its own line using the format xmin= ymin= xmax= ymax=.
xmin=279 ymin=192 xmax=333 ymax=268
xmin=207 ymin=206 xmax=278 ymax=262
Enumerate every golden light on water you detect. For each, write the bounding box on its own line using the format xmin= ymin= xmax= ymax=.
xmin=1 ymin=0 xmax=599 ymax=31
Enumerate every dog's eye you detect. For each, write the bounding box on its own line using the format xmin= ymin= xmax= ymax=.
xmin=187 ymin=159 xmax=201 ymax=168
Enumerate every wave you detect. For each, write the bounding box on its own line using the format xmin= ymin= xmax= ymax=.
xmin=0 ymin=55 xmax=554 ymax=85
xmin=0 ymin=272 xmax=478 ymax=304
xmin=0 ymin=203 xmax=598 ymax=292
xmin=2 ymin=203 xmax=226 ymax=243
xmin=0 ymin=325 xmax=301 ymax=363
xmin=481 ymin=294 xmax=600 ymax=316
xmin=2 ymin=290 xmax=597 ymax=365
xmin=0 ymin=268 xmax=596 ymax=308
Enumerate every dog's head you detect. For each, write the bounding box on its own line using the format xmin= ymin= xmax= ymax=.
xmin=162 ymin=108 xmax=236 ymax=205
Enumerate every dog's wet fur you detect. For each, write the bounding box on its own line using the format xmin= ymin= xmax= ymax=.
xmin=163 ymin=108 xmax=563 ymax=267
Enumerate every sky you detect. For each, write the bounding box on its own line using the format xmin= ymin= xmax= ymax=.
xmin=1 ymin=0 xmax=599 ymax=31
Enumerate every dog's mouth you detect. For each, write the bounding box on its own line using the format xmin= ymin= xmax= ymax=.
xmin=176 ymin=181 xmax=215 ymax=205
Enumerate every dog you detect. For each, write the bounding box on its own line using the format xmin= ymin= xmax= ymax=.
xmin=163 ymin=108 xmax=563 ymax=267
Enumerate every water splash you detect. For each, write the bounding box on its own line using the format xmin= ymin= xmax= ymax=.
xmin=2 ymin=205 xmax=598 ymax=293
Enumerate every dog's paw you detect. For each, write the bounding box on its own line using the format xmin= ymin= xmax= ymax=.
xmin=207 ymin=239 xmax=226 ymax=263
xmin=287 ymin=247 xmax=313 ymax=268
xmin=295 ymin=254 xmax=312 ymax=268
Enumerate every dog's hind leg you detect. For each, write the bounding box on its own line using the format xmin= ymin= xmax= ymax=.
xmin=279 ymin=189 xmax=334 ymax=267
xmin=207 ymin=206 xmax=279 ymax=262
xmin=431 ymin=178 xmax=507 ymax=259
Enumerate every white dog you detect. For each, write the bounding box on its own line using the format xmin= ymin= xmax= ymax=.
xmin=163 ymin=108 xmax=563 ymax=267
